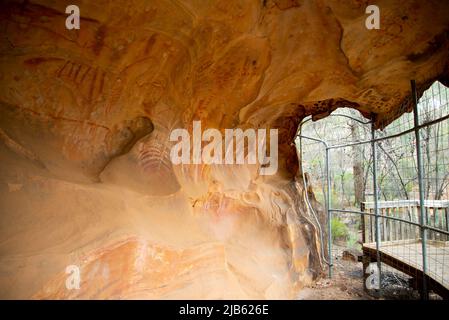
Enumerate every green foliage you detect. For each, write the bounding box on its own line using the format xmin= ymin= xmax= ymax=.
xmin=347 ymin=232 xmax=361 ymax=250
xmin=331 ymin=218 xmax=349 ymax=241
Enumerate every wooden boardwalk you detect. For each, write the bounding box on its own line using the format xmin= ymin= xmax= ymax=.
xmin=363 ymin=239 xmax=449 ymax=298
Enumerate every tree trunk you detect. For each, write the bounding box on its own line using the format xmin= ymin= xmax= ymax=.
xmin=350 ymin=120 xmax=365 ymax=207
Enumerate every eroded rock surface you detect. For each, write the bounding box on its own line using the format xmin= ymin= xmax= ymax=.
xmin=0 ymin=0 xmax=448 ymax=299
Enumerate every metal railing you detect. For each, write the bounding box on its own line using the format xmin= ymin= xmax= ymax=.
xmin=297 ymin=80 xmax=449 ymax=299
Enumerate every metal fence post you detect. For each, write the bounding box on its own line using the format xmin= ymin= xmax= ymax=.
xmin=371 ymin=121 xmax=382 ymax=296
xmin=326 ymin=146 xmax=332 ymax=278
xmin=411 ymin=79 xmax=429 ymax=300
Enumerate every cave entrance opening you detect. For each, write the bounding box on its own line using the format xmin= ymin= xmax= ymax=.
xmin=296 ymin=80 xmax=449 ymax=300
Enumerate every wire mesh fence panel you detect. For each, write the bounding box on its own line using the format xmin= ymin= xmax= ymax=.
xmin=418 ymin=82 xmax=449 ymax=126
xmin=298 ymin=108 xmax=370 ymax=266
xmin=298 ymin=81 xmax=449 ymax=299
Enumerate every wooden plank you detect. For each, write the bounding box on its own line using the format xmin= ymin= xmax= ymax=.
xmin=385 ymin=210 xmax=389 ymax=241
xmin=362 ymin=200 xmax=449 ymax=209
xmin=444 ymin=208 xmax=449 ymax=241
xmin=394 ymin=207 xmax=399 ymax=241
xmin=363 ymin=240 xmax=449 ymax=290
xmin=362 ymin=243 xmax=449 ymax=299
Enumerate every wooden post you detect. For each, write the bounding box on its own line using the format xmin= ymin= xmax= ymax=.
xmin=446 ymin=208 xmax=449 ymax=241
xmin=361 ymin=202 xmax=366 ymax=244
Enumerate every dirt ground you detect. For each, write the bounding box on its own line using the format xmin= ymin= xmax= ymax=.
xmin=297 ymin=254 xmax=374 ymax=300
xmin=296 ymin=247 xmax=440 ymax=300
